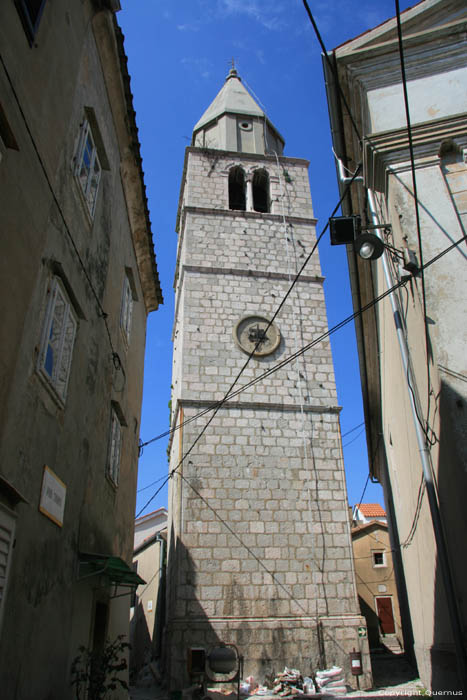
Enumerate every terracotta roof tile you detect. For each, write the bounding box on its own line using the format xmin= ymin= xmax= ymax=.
xmin=358 ymin=503 xmax=386 ymax=517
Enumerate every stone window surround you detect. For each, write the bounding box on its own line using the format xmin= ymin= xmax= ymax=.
xmin=226 ymin=163 xmax=272 ymax=213
xmin=107 ymin=402 xmax=127 ymax=487
xmin=72 ymin=107 xmax=110 ymax=221
xmin=37 ymin=275 xmax=78 ymax=404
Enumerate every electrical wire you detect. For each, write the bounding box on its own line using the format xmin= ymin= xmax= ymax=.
xmin=400 ymin=472 xmax=426 ymax=549
xmin=352 ymin=474 xmax=370 ymax=522
xmin=138 ymin=164 xmax=363 ymax=454
xmin=342 ymin=427 xmax=365 ymax=449
xmin=179 ymin=470 xmax=358 ymax=659
xmin=137 ymin=474 xmax=168 ymax=494
xmin=394 ymin=0 xmax=433 ymax=442
xmin=301 ymin=0 xmax=362 ymax=144
xmin=136 ymin=167 xmax=364 ymax=517
xmin=136 ymin=232 xmax=467 ymax=518
xmin=341 ymin=421 xmax=365 ymax=439
xmin=0 ymin=51 xmax=125 ymax=379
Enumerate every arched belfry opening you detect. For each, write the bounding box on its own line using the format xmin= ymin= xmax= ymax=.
xmin=252 ymin=169 xmax=269 ymax=213
xmin=228 ymin=166 xmax=246 ymax=210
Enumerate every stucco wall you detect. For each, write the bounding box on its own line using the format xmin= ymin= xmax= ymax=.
xmin=0 ymin=2 xmax=157 ymax=698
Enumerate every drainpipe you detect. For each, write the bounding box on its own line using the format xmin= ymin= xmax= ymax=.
xmin=323 ymin=51 xmax=466 ymax=688
xmin=364 ymin=188 xmax=467 ymax=694
xmin=336 ymin=157 xmax=363 ymax=186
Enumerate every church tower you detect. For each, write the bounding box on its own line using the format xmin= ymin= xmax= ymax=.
xmin=166 ymin=69 xmax=370 ymax=689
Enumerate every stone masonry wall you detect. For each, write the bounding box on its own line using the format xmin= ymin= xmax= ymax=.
xmin=166 ymin=148 xmax=371 ymax=690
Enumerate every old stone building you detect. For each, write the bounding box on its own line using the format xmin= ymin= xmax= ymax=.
xmin=324 ymin=0 xmax=467 ymax=691
xmin=351 ymin=511 xmax=402 ymax=651
xmin=165 ymin=68 xmax=370 ymax=691
xmin=0 ymin=1 xmax=161 ymax=697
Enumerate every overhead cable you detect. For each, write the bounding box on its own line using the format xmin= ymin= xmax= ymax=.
xmin=136 ymin=233 xmax=466 ymax=518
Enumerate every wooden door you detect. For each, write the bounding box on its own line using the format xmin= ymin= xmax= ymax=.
xmin=376 ymin=596 xmax=395 ymax=635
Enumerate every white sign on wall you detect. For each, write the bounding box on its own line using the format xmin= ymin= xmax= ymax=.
xmin=39 ymin=465 xmax=66 ymax=527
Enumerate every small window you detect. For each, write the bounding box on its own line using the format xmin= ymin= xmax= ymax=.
xmin=0 ymin=504 xmax=17 ymax=633
xmin=74 ymin=119 xmax=101 ymax=217
xmin=252 ymin=169 xmax=269 ymax=213
xmin=239 ymin=120 xmax=252 ymax=131
xmin=228 ymin=166 xmax=246 ymax=211
xmin=15 ymin=0 xmax=47 ymax=44
xmin=107 ymin=406 xmax=123 ymax=486
xmin=38 ymin=277 xmax=77 ymax=401
xmin=120 ymin=274 xmax=134 ymax=346
xmin=373 ymin=551 xmax=386 ymax=568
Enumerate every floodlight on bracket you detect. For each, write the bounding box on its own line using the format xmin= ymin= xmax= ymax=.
xmin=329 ymin=215 xmax=419 ymax=273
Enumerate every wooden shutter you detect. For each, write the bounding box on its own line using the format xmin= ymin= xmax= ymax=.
xmin=0 ymin=504 xmax=17 ymax=631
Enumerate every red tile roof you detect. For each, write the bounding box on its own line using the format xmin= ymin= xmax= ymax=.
xmin=358 ymin=503 xmax=386 ymax=517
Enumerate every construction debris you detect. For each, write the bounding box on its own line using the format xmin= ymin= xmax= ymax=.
xmin=239 ymin=664 xmax=347 ymax=697
xmin=315 ymin=667 xmax=346 ymax=695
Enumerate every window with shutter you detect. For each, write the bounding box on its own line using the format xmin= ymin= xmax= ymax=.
xmin=120 ymin=274 xmax=134 ymax=346
xmin=107 ymin=407 xmax=122 ymax=486
xmin=38 ymin=277 xmax=77 ymax=402
xmin=0 ymin=504 xmax=16 ymax=633
xmin=74 ymin=119 xmax=102 ymax=218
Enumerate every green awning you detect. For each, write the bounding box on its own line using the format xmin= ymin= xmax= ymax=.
xmin=79 ymin=552 xmax=146 ymax=587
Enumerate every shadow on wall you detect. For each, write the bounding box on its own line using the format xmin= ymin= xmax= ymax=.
xmin=432 ymin=377 xmax=467 ymax=693
xmin=130 ymin=599 xmax=152 ymax=678
xmin=164 ymin=523 xmax=223 ymax=692
xmin=130 ymin=539 xmax=167 ymax=679
xmin=358 ymin=596 xmax=381 ymax=650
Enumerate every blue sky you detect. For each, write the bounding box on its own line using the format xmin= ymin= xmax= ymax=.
xmin=118 ymin=0 xmax=416 ymax=517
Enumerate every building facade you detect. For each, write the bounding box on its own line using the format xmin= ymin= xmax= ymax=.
xmin=324 ymin=0 xmax=467 ymax=691
xmin=351 ymin=517 xmax=402 ymax=651
xmin=131 ymin=508 xmax=168 ymax=675
xmin=0 ymin=1 xmax=162 ymax=697
xmin=165 ymin=68 xmax=371 ymax=691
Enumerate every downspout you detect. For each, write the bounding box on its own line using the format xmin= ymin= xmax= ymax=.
xmin=154 ymin=533 xmax=166 ymax=658
xmin=323 ymin=50 xmax=467 ymax=692
xmin=366 ymin=192 xmax=467 ymax=694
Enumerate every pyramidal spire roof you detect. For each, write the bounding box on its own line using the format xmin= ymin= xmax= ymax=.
xmin=192 ymin=68 xmax=284 ymax=155
xmin=194 ymin=68 xmax=267 ymax=132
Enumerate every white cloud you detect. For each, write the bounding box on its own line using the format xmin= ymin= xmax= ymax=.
xmin=180 ymin=57 xmax=212 ymax=80
xmin=177 ymin=22 xmax=200 ymax=32
xmin=218 ymin=0 xmax=288 ymax=31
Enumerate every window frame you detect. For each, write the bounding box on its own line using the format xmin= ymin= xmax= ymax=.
xmin=120 ymin=273 xmax=134 ymax=347
xmin=37 ymin=276 xmax=77 ymax=403
xmin=252 ymin=168 xmax=270 ymax=213
xmin=228 ymin=166 xmax=246 ymax=211
xmin=372 ymin=550 xmax=386 ymax=568
xmin=0 ymin=503 xmax=17 ymax=635
xmin=107 ymin=406 xmax=123 ymax=487
xmin=74 ymin=118 xmax=102 ymax=218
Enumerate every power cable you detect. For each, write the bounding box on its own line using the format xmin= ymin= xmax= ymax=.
xmin=136 ymin=167 xmax=364 ymax=517
xmin=394 ymin=1 xmax=432 ymax=436
xmin=0 ymin=51 xmax=125 ymax=380
xmin=341 ymin=421 xmax=365 ymax=439
xmin=352 ymin=473 xmax=370 ymax=523
xmin=136 ymin=233 xmax=466 ymax=518
xmin=138 ymin=164 xmax=363 ymax=454
xmin=137 ymin=474 xmax=168 ymax=494
xmin=179 ymin=470 xmax=359 ymax=660
xmin=342 ymin=427 xmax=365 ymax=449
xmin=400 ymin=472 xmax=426 ymax=549
xmin=301 ymin=0 xmax=362 ymax=144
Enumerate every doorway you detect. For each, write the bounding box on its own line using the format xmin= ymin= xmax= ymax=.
xmin=376 ymin=596 xmax=395 ymax=635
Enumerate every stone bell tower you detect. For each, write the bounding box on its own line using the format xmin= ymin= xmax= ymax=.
xmin=166 ymin=69 xmax=370 ymax=689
